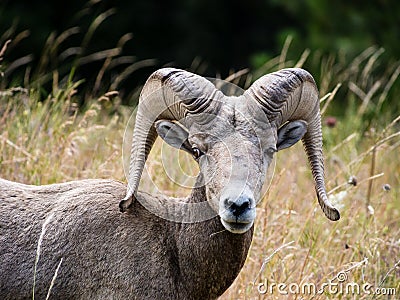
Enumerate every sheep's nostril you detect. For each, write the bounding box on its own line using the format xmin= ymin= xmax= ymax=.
xmin=226 ymin=198 xmax=251 ymax=217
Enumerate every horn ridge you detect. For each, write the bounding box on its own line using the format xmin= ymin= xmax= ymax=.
xmin=245 ymin=67 xmax=340 ymax=221
xmin=120 ymin=68 xmax=222 ymax=211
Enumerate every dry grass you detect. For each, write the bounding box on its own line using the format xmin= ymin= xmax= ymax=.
xmin=221 ymin=136 xmax=399 ymax=299
xmin=1 ymin=43 xmax=399 ymax=299
xmin=0 ymin=87 xmax=128 ymax=184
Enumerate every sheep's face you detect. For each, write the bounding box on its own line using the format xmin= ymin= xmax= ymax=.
xmin=156 ymin=97 xmax=307 ymax=234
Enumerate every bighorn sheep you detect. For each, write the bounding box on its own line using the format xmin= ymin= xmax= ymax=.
xmin=0 ymin=68 xmax=339 ymax=299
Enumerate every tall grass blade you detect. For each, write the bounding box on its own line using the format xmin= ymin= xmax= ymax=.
xmin=45 ymin=258 xmax=64 ymax=300
xmin=32 ymin=213 xmax=55 ymax=300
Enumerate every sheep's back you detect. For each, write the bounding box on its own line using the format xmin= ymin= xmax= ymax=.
xmin=0 ymin=179 xmax=176 ymax=299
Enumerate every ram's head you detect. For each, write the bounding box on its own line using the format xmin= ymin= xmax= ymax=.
xmin=120 ymin=68 xmax=340 ymax=234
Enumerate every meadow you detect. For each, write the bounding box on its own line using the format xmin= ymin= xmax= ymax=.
xmin=1 ymin=35 xmax=399 ymax=299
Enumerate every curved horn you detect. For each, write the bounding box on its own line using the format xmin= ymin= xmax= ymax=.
xmin=245 ymin=68 xmax=340 ymax=221
xmin=120 ymin=68 xmax=224 ymax=211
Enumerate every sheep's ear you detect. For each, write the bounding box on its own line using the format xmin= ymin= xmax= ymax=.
xmin=276 ymin=120 xmax=307 ymax=151
xmin=155 ymin=120 xmax=192 ymax=153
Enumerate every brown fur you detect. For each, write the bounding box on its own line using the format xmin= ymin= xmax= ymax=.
xmin=0 ymin=178 xmax=252 ymax=299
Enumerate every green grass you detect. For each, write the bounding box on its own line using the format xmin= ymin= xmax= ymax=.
xmin=1 ymin=36 xmax=399 ymax=299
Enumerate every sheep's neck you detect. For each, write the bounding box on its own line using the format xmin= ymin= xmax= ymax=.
xmin=174 ymin=180 xmax=254 ymax=298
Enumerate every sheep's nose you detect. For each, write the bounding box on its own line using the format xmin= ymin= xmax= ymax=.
xmin=224 ymin=197 xmax=251 ymax=217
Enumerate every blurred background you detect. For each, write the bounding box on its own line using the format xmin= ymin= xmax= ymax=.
xmin=1 ymin=2 xmax=399 ymax=296
xmin=1 ymin=0 xmax=400 ymax=107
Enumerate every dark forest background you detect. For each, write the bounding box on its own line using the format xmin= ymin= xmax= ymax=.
xmin=1 ymin=0 xmax=400 ymax=105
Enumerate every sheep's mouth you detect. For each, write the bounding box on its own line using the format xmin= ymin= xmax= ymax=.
xmin=220 ymin=219 xmax=254 ymax=234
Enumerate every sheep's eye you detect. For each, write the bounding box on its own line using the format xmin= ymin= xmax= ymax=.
xmin=192 ymin=146 xmax=203 ymax=159
xmin=266 ymin=147 xmax=277 ymax=157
